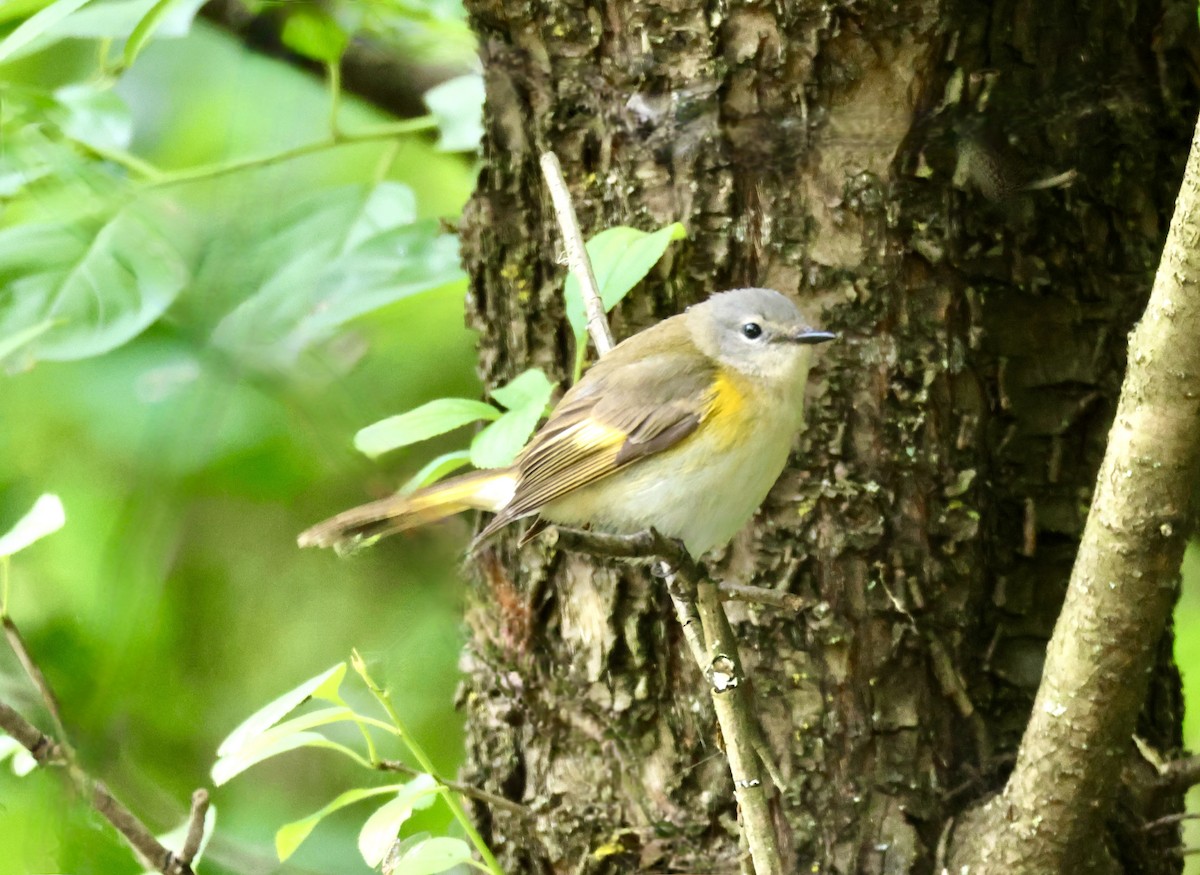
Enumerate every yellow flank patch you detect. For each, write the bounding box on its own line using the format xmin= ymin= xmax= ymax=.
xmin=707 ymin=369 xmax=750 ymax=445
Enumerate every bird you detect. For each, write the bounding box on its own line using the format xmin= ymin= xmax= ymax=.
xmin=299 ymin=287 xmax=835 ymax=557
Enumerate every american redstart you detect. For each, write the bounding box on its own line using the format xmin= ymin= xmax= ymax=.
xmin=299 ymin=287 xmax=835 ymax=557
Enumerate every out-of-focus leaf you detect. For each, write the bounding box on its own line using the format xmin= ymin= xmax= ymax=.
xmin=399 ymin=451 xmax=472 ymax=494
xmin=276 ymin=785 xmax=407 ymax=862
xmin=423 ymin=74 xmax=484 ymax=153
xmin=210 ymin=184 xmax=462 ymax=370
xmin=0 ymin=494 xmax=65 ymax=558
xmin=357 ymin=774 xmax=439 ymax=867
xmin=0 ymin=0 xmax=205 ymax=61
xmin=564 ymin=223 xmax=688 ymax=344
xmin=0 ymin=203 xmax=190 ymax=362
xmin=0 ymin=735 xmax=38 ymax=776
xmin=123 ymin=0 xmax=191 ymax=68
xmin=0 ymin=0 xmax=93 ymax=63
xmin=390 ymin=836 xmax=473 ymax=875
xmin=0 ymin=319 xmax=55 ymax=368
xmin=344 ymin=182 xmax=417 ymax=251
xmin=281 ymin=5 xmax=348 ymax=63
xmin=212 ymin=731 xmax=366 ymax=787
xmin=216 ymin=663 xmax=346 ymax=758
xmin=354 ymin=399 xmax=500 ymax=459
xmin=52 ymin=84 xmax=133 ymax=151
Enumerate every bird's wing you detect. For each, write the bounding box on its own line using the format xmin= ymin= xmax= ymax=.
xmin=477 ymin=350 xmax=717 ymax=538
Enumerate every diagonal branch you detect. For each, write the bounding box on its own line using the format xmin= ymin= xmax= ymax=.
xmin=952 ymin=110 xmax=1200 ymax=872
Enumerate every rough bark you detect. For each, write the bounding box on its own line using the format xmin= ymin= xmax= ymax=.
xmin=455 ymin=1 xmax=1199 ymax=872
xmin=951 ymin=108 xmax=1200 ymax=875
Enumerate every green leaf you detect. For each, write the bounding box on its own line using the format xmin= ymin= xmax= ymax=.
xmin=210 ymin=184 xmax=462 ymax=371
xmin=276 ymin=785 xmax=408 ymax=862
xmin=123 ymin=0 xmax=186 ymax=68
xmin=470 ymin=371 xmax=556 ymax=468
xmin=0 ymin=0 xmax=94 ymax=63
xmin=0 ymin=319 xmax=55 ymax=368
xmin=0 ymin=0 xmax=204 ymax=61
xmin=357 ymin=774 xmax=439 ymax=867
xmin=344 ymin=182 xmax=417 ymax=252
xmin=0 ymin=203 xmax=190 ymax=362
xmin=354 ymin=399 xmax=501 ymax=459
xmin=390 ymin=836 xmax=473 ymax=875
xmin=469 ymin=406 xmax=542 ymax=470
xmin=212 ymin=730 xmax=367 ymax=787
xmin=52 ymin=84 xmax=133 ymax=152
xmin=0 ymin=494 xmax=65 ymax=558
xmin=281 ymin=5 xmax=348 ymax=63
xmin=215 ymin=663 xmax=346 ymax=758
xmin=563 ymin=222 xmax=688 ymax=342
xmin=399 ymin=451 xmax=472 ymax=494
xmin=489 ymin=368 xmax=555 ymax=411
xmin=423 ymin=74 xmax=484 ymax=152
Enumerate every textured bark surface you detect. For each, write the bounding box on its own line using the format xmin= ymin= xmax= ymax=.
xmin=455 ymin=1 xmax=1199 ymax=872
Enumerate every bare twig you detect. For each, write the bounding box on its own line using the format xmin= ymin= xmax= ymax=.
xmin=0 ymin=700 xmax=61 ymax=764
xmin=554 ymin=528 xmax=784 ymax=875
xmin=1156 ymin=755 xmax=1200 ymax=796
xmin=1143 ymin=810 xmax=1200 ymax=833
xmin=0 ymin=606 xmax=210 ymax=875
xmin=539 ymin=151 xmax=614 ymax=355
xmin=378 ymin=759 xmax=531 ymax=819
xmin=693 ymin=580 xmax=782 ymax=875
xmin=0 ymin=698 xmax=197 ymax=874
xmin=2 ymin=615 xmax=68 ymax=743
xmin=717 ymin=582 xmax=813 ymax=613
xmin=179 ymin=789 xmax=210 ymax=864
xmin=378 ymin=759 xmax=530 ymax=817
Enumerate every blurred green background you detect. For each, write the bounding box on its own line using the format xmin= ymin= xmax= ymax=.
xmin=0 ymin=3 xmax=483 ymax=872
xmin=3 ymin=3 xmax=1200 ymax=874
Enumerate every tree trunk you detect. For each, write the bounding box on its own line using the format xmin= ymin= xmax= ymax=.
xmin=455 ymin=1 xmax=1199 ymax=872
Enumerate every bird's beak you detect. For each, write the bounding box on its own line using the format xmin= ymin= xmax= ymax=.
xmin=791 ymin=330 xmax=837 ymax=345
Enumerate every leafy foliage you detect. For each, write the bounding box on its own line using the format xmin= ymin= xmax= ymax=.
xmin=214 ymin=659 xmax=495 ymax=873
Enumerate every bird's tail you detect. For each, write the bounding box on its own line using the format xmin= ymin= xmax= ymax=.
xmin=298 ymin=468 xmax=518 ymax=552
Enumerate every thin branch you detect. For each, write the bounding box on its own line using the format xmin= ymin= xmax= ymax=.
xmin=179 ymin=789 xmax=210 ymax=864
xmin=1156 ymin=755 xmax=1200 ymax=796
xmin=539 ymin=152 xmax=614 ymax=355
xmin=1 ymin=606 xmax=210 ymax=875
xmin=693 ymin=580 xmax=782 ymax=875
xmin=555 ymin=528 xmax=784 ymax=875
xmin=377 ymin=759 xmax=530 ymax=818
xmin=952 ymin=110 xmax=1200 ymax=871
xmin=143 ymin=117 xmax=437 ymax=189
xmin=0 ymin=698 xmax=197 ymax=874
xmin=0 ymin=700 xmax=62 ymax=764
xmin=1 ymin=615 xmax=68 ymax=743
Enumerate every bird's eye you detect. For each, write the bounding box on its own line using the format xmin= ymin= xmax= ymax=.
xmin=741 ymin=322 xmax=763 ymax=340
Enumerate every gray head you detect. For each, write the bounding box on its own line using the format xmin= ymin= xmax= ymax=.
xmin=686 ymin=288 xmax=835 ymax=385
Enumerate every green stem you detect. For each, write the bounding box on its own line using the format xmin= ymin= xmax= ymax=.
xmin=353 ymin=653 xmax=504 ymax=875
xmin=1 ymin=557 xmax=9 ymax=617
xmin=145 ymin=116 xmax=438 ymax=190
xmin=327 ymin=61 xmax=343 ymax=137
